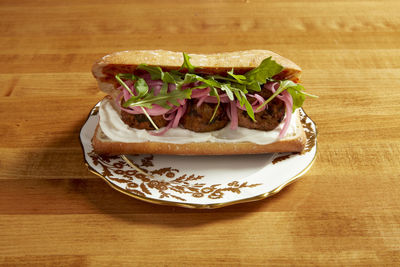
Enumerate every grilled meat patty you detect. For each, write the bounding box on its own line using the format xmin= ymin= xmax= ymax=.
xmin=237 ymin=89 xmax=285 ymax=131
xmin=180 ymin=100 xmax=229 ymax=132
xmin=120 ymin=110 xmax=168 ymax=130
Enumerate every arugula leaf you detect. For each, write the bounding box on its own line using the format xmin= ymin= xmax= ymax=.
xmin=160 ymin=82 xmax=168 ymax=95
xmin=227 ymin=69 xmax=247 ymax=84
xmin=233 ymin=90 xmax=255 ymax=121
xmin=170 ymin=70 xmax=185 ymax=80
xmin=185 ymin=74 xmax=220 ymax=87
xmin=177 ymin=73 xmax=222 ymax=92
xmin=232 ymin=83 xmax=248 ymax=94
xmin=115 ymin=73 xmax=137 ymax=96
xmin=246 ymin=80 xmax=261 ymax=92
xmin=117 ymin=73 xmax=137 ymax=80
xmin=255 ymin=82 xmax=288 ymax=112
xmin=244 ymin=57 xmax=283 ymax=84
xmin=180 ymin=52 xmax=196 ymax=73
xmin=181 ymin=73 xmax=201 ymax=84
xmin=137 ymin=64 xmax=163 ymax=80
xmin=225 ymin=69 xmax=261 ymax=92
xmin=140 ymin=107 xmax=159 ymax=130
xmin=137 ymin=64 xmax=177 ymax=84
xmin=200 ymin=76 xmax=221 ymax=88
xmin=208 ymin=87 xmax=221 ymax=123
xmin=242 ymin=92 xmax=256 ymax=122
xmin=134 ymin=77 xmax=149 ymax=99
xmin=256 ymin=80 xmax=318 ymax=112
xmin=212 ymin=75 xmax=238 ymax=83
xmin=191 ymin=84 xmax=210 ymax=90
xmin=281 ymin=80 xmax=318 ymax=111
xmin=162 ymin=72 xmax=176 ymax=84
xmin=123 ymin=87 xmax=192 ymax=109
xmin=220 ymin=84 xmax=234 ymax=101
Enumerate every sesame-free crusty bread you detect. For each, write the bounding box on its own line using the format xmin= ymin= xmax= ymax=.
xmin=92 ymin=50 xmax=302 ymax=98
xmin=91 ymin=50 xmax=306 ymax=155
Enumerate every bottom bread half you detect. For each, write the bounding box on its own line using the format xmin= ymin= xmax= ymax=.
xmin=91 ymin=113 xmax=306 ymax=156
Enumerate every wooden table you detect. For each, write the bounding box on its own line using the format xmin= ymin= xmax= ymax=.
xmin=1 ymin=0 xmax=399 ymax=265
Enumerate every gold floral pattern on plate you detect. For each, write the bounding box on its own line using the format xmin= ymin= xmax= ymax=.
xmin=80 ymin=103 xmax=317 ymax=209
xmin=88 ymin=152 xmax=262 ymax=201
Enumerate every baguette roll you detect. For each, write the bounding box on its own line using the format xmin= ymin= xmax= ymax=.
xmin=91 ymin=50 xmax=307 ymax=155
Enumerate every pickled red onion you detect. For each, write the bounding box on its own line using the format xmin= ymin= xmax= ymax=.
xmin=229 ymin=101 xmax=238 ymax=130
xmin=196 ymin=95 xmax=208 ymax=107
xmin=115 ymin=85 xmax=170 ymax=116
xmin=172 ymin=102 xmax=187 ymax=128
xmin=149 ymin=102 xmax=188 ymax=136
xmin=236 ymin=93 xmax=266 ymax=113
xmin=191 ymin=88 xmax=211 ymax=98
xmin=267 ymin=81 xmax=294 ymax=138
xmin=201 ymin=94 xmax=231 ymax=104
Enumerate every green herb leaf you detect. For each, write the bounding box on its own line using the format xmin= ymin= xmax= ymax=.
xmin=240 ymin=91 xmax=256 ymax=122
xmin=134 ymin=77 xmax=149 ymax=98
xmin=137 ymin=64 xmax=163 ymax=80
xmin=220 ymin=84 xmax=235 ymax=101
xmin=160 ymin=82 xmax=168 ymax=95
xmin=244 ymin=57 xmax=283 ymax=84
xmin=201 ymin=76 xmax=221 ymax=88
xmin=255 ymin=82 xmax=287 ymax=112
xmin=226 ymin=68 xmax=262 ymax=92
xmin=115 ymin=74 xmax=136 ymax=96
xmin=246 ymin=80 xmax=261 ymax=92
xmin=208 ymin=87 xmax=220 ymax=123
xmin=162 ymin=72 xmax=176 ymax=84
xmin=183 ymin=73 xmax=201 ymax=83
xmin=180 ymin=52 xmax=196 ymax=73
xmin=227 ymin=69 xmax=247 ymax=84
xmin=170 ymin=70 xmax=185 ymax=80
xmin=117 ymin=73 xmax=137 ymax=80
xmin=138 ymin=64 xmax=177 ymax=84
xmin=213 ymin=75 xmax=238 ymax=83
xmin=123 ymin=88 xmax=192 ymax=109
xmin=256 ymin=80 xmax=318 ymax=112
xmin=231 ymin=83 xmax=248 ymax=94
xmin=140 ymin=107 xmax=159 ymax=130
xmin=233 ymin=90 xmax=244 ymax=106
xmin=281 ymin=80 xmax=318 ymax=111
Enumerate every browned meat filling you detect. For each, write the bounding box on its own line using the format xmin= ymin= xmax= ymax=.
xmin=180 ymin=100 xmax=229 ymax=132
xmin=121 ymin=110 xmax=167 ymax=130
xmin=237 ymin=89 xmax=285 ymax=131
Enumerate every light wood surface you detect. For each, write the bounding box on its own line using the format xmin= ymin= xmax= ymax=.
xmin=1 ymin=0 xmax=399 ymax=265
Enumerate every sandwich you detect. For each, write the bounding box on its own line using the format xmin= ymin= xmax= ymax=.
xmin=91 ymin=50 xmax=316 ymax=155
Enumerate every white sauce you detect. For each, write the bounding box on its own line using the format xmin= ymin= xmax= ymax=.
xmin=99 ymin=98 xmax=298 ymax=144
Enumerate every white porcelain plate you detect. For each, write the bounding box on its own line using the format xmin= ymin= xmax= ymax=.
xmin=80 ymin=103 xmax=317 ymax=208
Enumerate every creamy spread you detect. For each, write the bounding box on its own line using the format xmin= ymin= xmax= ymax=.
xmin=99 ymin=98 xmax=298 ymax=144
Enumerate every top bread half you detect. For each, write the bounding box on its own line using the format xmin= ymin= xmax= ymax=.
xmin=92 ymin=50 xmax=302 ymax=97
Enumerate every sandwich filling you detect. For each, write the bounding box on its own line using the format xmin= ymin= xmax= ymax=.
xmin=102 ymin=53 xmax=316 ymax=143
xmin=99 ymin=97 xmax=299 ymax=144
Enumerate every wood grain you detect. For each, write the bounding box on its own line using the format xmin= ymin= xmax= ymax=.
xmin=1 ymin=0 xmax=400 ymax=265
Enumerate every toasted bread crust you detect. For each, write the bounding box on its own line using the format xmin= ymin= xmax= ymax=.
xmin=92 ymin=50 xmax=302 ymax=97
xmin=92 ymin=123 xmax=306 ymax=156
